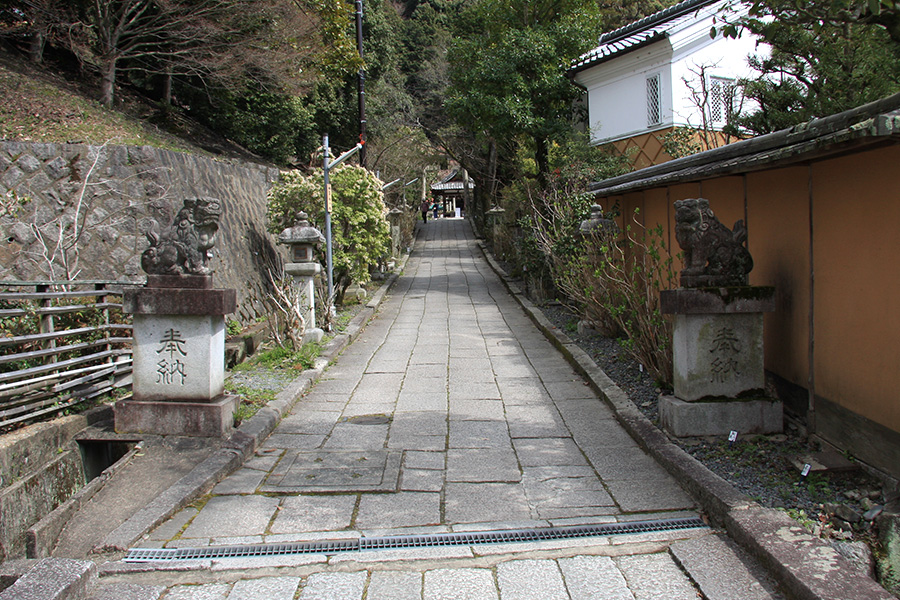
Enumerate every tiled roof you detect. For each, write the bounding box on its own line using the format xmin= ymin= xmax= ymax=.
xmin=431 ymin=169 xmax=475 ymax=192
xmin=569 ymin=0 xmax=718 ymax=75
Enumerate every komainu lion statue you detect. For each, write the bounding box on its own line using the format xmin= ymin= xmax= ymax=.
xmin=141 ymin=197 xmax=223 ymax=276
xmin=674 ymin=198 xmax=752 ymax=287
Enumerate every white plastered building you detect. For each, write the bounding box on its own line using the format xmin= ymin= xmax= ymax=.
xmin=569 ymin=0 xmax=766 ymax=167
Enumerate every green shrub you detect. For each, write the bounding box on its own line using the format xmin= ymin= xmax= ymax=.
xmin=267 ymin=165 xmax=391 ymax=305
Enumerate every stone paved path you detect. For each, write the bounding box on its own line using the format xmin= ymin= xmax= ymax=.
xmin=98 ymin=218 xmax=782 ymax=599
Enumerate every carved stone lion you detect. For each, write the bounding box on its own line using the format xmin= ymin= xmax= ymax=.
xmin=141 ymin=197 xmax=223 ymax=276
xmin=674 ymin=198 xmax=752 ymax=287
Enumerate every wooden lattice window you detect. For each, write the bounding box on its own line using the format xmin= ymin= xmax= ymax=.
xmin=647 ymin=74 xmax=661 ymax=126
xmin=709 ymin=76 xmax=735 ymax=125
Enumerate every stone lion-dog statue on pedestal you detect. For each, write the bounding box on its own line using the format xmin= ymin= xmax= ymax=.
xmin=674 ymin=198 xmax=752 ymax=288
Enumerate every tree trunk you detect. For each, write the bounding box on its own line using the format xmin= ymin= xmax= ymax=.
xmin=29 ymin=32 xmax=45 ymax=64
xmin=485 ymin=138 xmax=497 ymax=217
xmin=100 ymin=57 xmax=117 ymax=107
xmin=162 ymin=69 xmax=173 ymax=106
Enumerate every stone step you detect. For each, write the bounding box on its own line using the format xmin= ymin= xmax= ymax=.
xmin=671 ymin=533 xmax=784 ymax=600
xmin=0 ymin=558 xmax=96 ymax=600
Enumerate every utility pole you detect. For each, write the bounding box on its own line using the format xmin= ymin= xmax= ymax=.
xmin=356 ymin=0 xmax=367 ymax=167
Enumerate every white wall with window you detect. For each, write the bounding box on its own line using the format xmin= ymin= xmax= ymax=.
xmin=571 ymin=0 xmax=767 ymax=147
xmin=576 ymin=42 xmax=674 ymax=145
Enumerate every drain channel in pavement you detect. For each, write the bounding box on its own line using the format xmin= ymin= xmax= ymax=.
xmin=124 ymin=516 xmax=707 ymax=562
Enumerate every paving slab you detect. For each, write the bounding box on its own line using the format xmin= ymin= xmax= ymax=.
xmin=448 ymin=420 xmax=512 ymax=448
xmin=87 ymin=582 xmax=165 ymax=600
xmin=446 ymin=448 xmax=521 ymax=482
xmin=670 ymin=534 xmax=783 ymax=600
xmin=365 ymin=571 xmax=422 ymax=600
xmin=261 ymin=433 xmax=326 ymax=449
xmin=356 ymin=492 xmax=441 ymax=531
xmin=603 ymin=477 xmax=696 ymax=512
xmin=445 ymin=483 xmax=532 ymax=523
xmin=505 ymin=405 xmax=569 ymax=438
xmin=269 ymin=495 xmax=357 ymax=533
xmin=226 ymin=577 xmax=301 ymax=600
xmin=423 ymin=568 xmax=497 ymax=600
xmin=512 ymin=438 xmax=589 ymax=468
xmin=558 ymin=555 xmax=635 ymax=600
xmin=164 ymin=583 xmax=230 ymax=600
xmin=403 ymin=450 xmax=445 ymax=470
xmin=180 ymin=496 xmax=280 ymax=539
xmin=448 ymin=398 xmax=506 ymax=420
xmin=400 ymin=468 xmax=445 ymax=492
xmin=297 ymin=572 xmax=366 ymax=600
xmin=211 ymin=467 xmax=267 ymax=495
xmin=260 ymin=449 xmax=401 ymax=493
xmin=616 ymin=552 xmax=699 ymax=600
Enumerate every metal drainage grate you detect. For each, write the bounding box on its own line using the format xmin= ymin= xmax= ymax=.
xmin=124 ymin=517 xmax=706 ymax=563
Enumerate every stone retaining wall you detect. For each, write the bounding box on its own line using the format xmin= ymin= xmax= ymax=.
xmin=0 ymin=141 xmax=282 ymax=323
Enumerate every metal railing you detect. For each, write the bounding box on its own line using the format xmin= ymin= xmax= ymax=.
xmin=0 ymin=280 xmax=137 ymax=429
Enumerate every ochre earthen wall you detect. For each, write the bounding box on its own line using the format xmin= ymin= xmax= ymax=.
xmin=592 ymin=145 xmax=900 ymax=477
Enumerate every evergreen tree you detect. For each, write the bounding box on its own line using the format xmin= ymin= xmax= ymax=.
xmin=722 ymin=0 xmax=900 ymax=134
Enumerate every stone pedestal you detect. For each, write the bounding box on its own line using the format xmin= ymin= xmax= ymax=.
xmin=659 ymin=395 xmax=782 ymax=437
xmin=659 ymin=287 xmax=782 ymax=436
xmin=116 ymin=275 xmax=238 ymax=436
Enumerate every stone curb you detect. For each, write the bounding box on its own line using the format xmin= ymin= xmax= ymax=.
xmin=477 ymin=241 xmax=893 ymax=600
xmin=95 ymin=258 xmax=407 ymax=557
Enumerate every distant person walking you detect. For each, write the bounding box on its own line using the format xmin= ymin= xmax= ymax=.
xmin=421 ymin=199 xmax=429 ymax=223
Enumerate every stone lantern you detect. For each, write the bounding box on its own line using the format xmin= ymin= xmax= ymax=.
xmin=387 ymin=207 xmax=404 ymax=259
xmin=278 ymin=212 xmax=326 ymax=344
xmin=578 ymin=205 xmax=618 ymax=239
xmin=485 ymin=205 xmax=506 ymax=252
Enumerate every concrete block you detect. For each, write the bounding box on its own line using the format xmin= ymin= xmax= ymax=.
xmin=0 ymin=558 xmax=35 ymax=592
xmin=0 ymin=449 xmax=84 ymax=560
xmin=660 ymin=394 xmax=782 ymax=437
xmin=114 ymin=395 xmax=238 ymax=437
xmin=0 ymin=558 xmax=96 ymax=600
